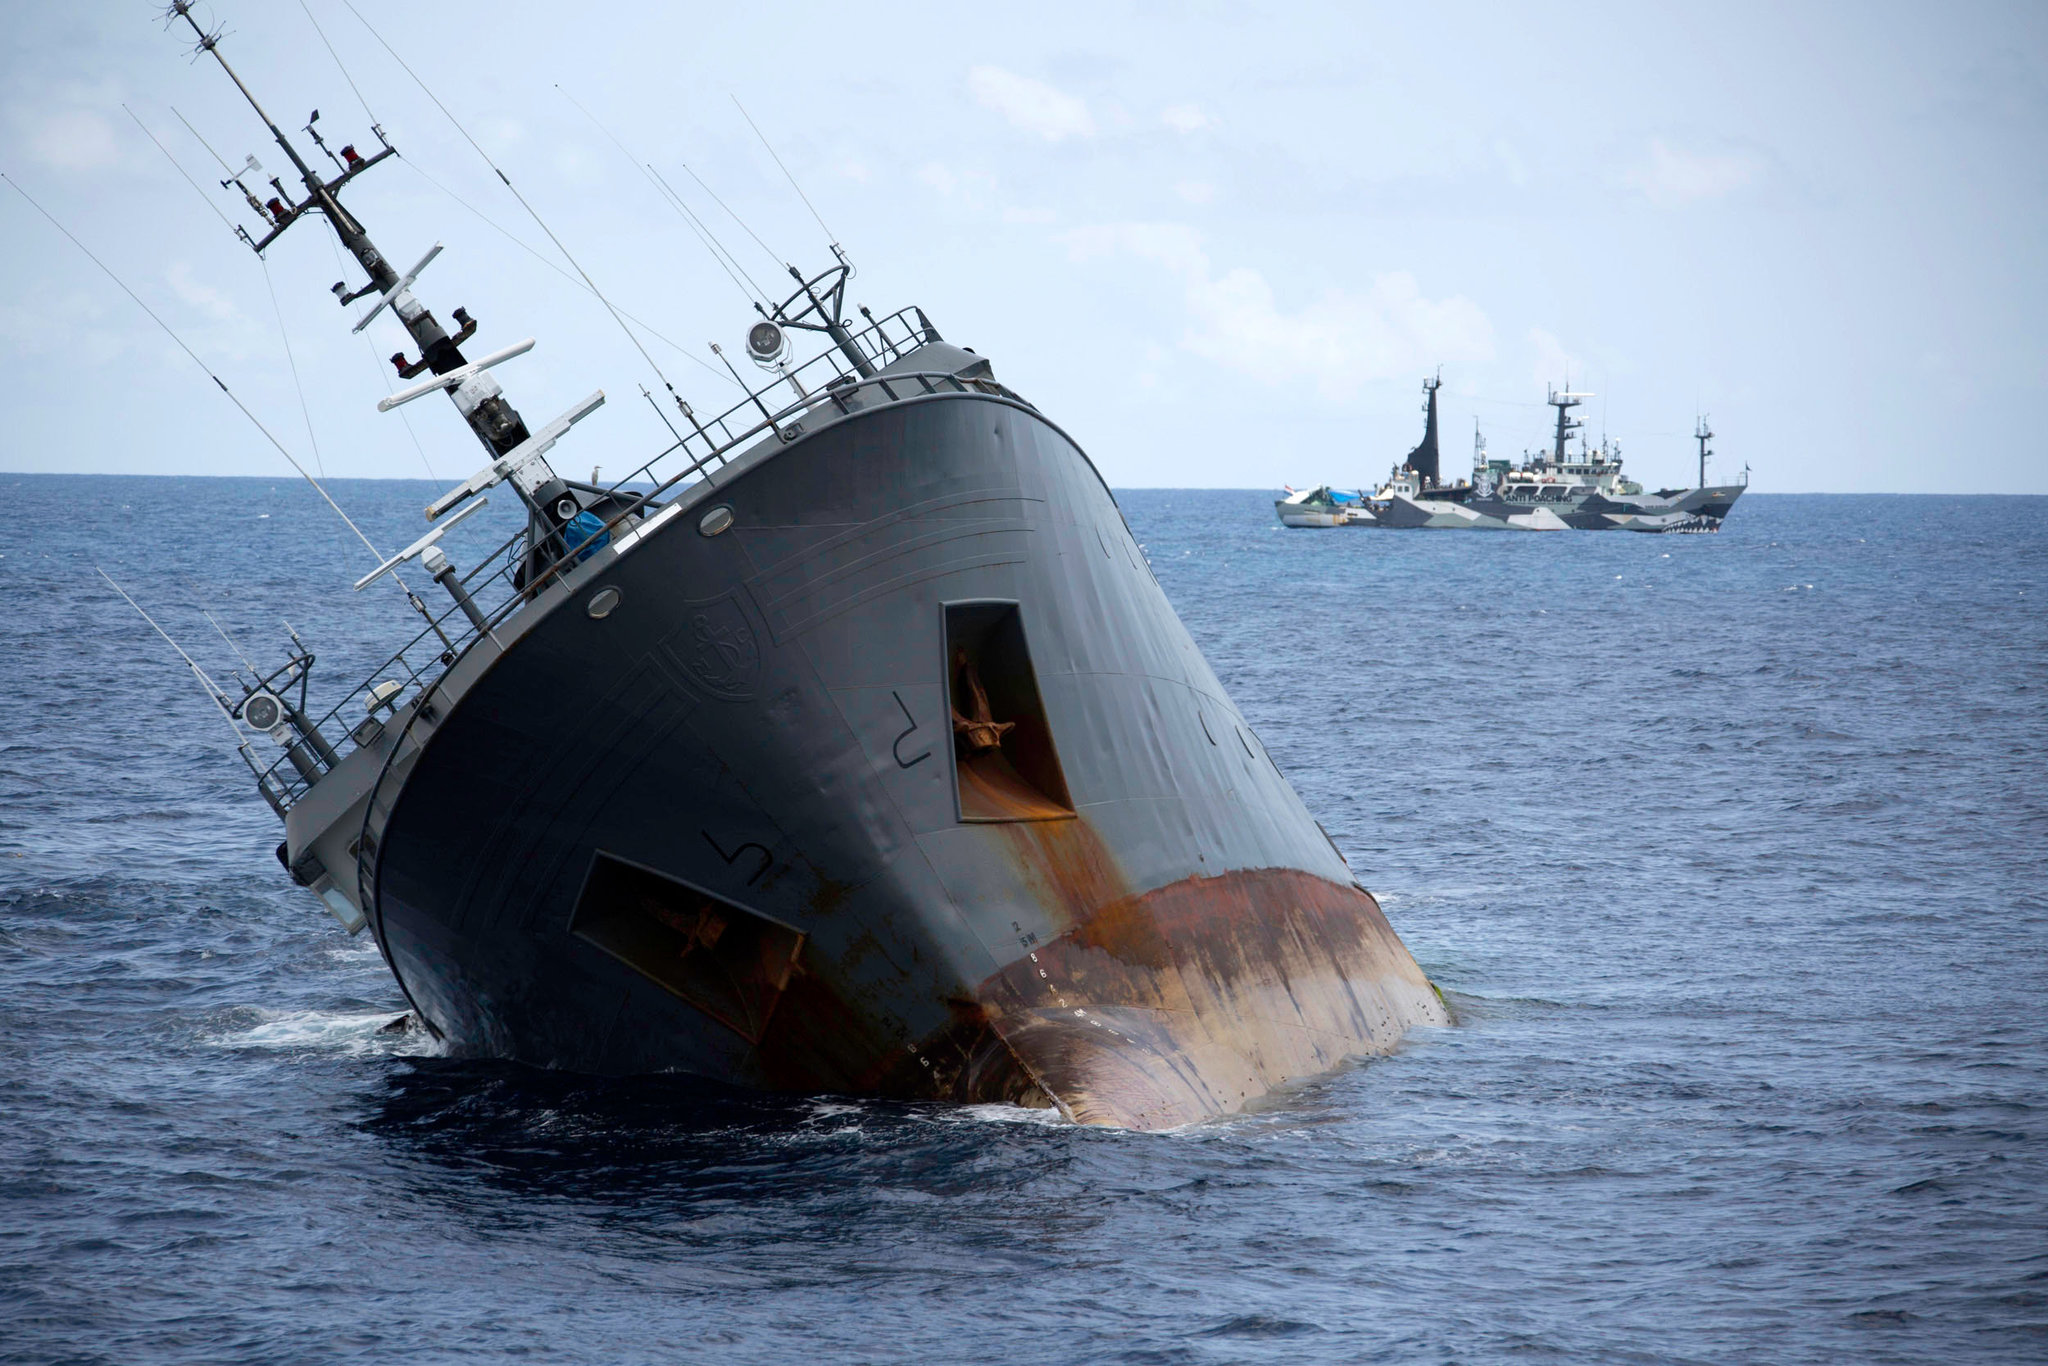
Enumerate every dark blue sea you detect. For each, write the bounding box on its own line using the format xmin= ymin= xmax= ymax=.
xmin=3 ymin=480 xmax=2043 ymax=1365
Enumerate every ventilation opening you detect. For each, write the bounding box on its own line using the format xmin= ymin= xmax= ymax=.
xmin=944 ymin=601 xmax=1073 ymax=822
xmin=569 ymin=853 xmax=805 ymax=1043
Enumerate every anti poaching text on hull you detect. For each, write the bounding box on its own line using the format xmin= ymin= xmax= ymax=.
xmin=123 ymin=4 xmax=1446 ymax=1129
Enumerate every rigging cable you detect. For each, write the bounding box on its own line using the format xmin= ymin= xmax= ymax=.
xmin=4 ymin=172 xmax=387 ymax=569
xmin=93 ymin=567 xmax=250 ymax=751
xmin=313 ymin=211 xmax=440 ymax=478
xmin=260 ymin=257 xmax=329 ymax=478
xmin=122 ymin=104 xmax=236 ymax=235
xmin=646 ymin=165 xmax=767 ymax=305
xmin=553 ymin=84 xmax=766 ymax=307
xmin=202 ymin=607 xmax=262 ymax=676
xmin=141 ymin=104 xmax=438 ymax=496
xmin=676 ymin=157 xmax=784 ymax=270
xmin=171 ymin=106 xmax=236 ymax=175
xmin=297 ymin=0 xmax=382 ymax=128
xmin=394 ymin=157 xmax=733 ymax=386
xmin=732 ymin=95 xmax=835 ymax=248
xmin=337 ymin=0 xmax=702 ymax=424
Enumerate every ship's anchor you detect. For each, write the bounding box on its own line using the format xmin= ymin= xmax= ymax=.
xmin=950 ymin=650 xmax=1013 ymax=753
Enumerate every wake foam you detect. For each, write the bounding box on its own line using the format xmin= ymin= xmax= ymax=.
xmin=215 ymin=1008 xmax=441 ymax=1058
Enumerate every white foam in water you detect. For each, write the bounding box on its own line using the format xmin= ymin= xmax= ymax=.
xmin=218 ymin=1009 xmax=441 ymax=1058
xmin=951 ymin=1102 xmax=1071 ymax=1128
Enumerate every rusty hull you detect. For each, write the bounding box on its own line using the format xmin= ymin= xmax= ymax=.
xmin=892 ymin=808 xmax=1444 ymax=1129
xmin=738 ymin=861 xmax=1444 ymax=1131
xmin=978 ymin=863 xmax=1444 ymax=1129
xmin=362 ymin=375 xmax=1448 ymax=1131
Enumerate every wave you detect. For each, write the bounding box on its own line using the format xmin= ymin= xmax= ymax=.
xmin=212 ymin=1008 xmax=441 ymax=1059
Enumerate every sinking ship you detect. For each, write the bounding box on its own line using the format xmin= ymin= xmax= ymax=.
xmin=135 ymin=7 xmax=1445 ymax=1129
xmin=1285 ymin=374 xmax=1747 ymax=531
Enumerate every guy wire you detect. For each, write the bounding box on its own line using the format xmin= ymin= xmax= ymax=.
xmin=552 ymin=83 xmax=766 ymax=307
xmin=4 ymin=172 xmax=389 ymax=572
xmin=123 ymin=104 xmax=236 ymax=235
xmin=732 ymin=95 xmax=835 ymax=248
xmin=338 ymin=0 xmax=700 ymax=422
xmin=298 ymin=0 xmax=382 ymax=128
xmin=314 ymin=212 xmax=440 ymax=478
xmin=133 ymin=99 xmax=340 ymax=480
xmin=260 ymin=256 xmax=328 ymax=478
xmin=394 ymin=158 xmax=731 ymax=386
xmin=647 ymin=166 xmax=766 ymax=305
xmin=94 ymin=566 xmax=250 ymax=751
xmin=648 ymin=167 xmax=763 ymax=303
xmin=203 ymin=607 xmax=262 ymax=675
xmin=171 ymin=106 xmax=235 ymax=174
xmin=677 ymin=157 xmax=783 ymax=270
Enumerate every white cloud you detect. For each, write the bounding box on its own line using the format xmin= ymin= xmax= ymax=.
xmin=1493 ymin=138 xmax=1530 ymax=189
xmin=1063 ymin=223 xmax=1494 ymax=401
xmin=164 ymin=261 xmax=260 ymax=360
xmin=1628 ymin=138 xmax=1759 ymax=207
xmin=920 ymin=160 xmax=1054 ymax=223
xmin=1175 ymin=180 xmax=1215 ymax=205
xmin=166 ymin=262 xmax=241 ymax=322
xmin=919 ymin=160 xmax=1000 ymax=210
xmin=1161 ymin=103 xmax=1213 ymax=134
xmin=27 ymin=109 xmax=118 ymax=170
xmin=1527 ymin=326 xmax=1583 ymax=390
xmin=968 ymin=66 xmax=1094 ymax=142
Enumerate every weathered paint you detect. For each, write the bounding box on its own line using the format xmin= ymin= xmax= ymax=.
xmin=359 ymin=353 xmax=1448 ymax=1129
xmin=977 ymin=865 xmax=1446 ymax=1128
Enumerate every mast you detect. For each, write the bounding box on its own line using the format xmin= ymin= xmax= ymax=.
xmin=1405 ymin=370 xmax=1442 ymax=486
xmin=168 ymin=2 xmax=540 ymax=471
xmin=1694 ymin=414 xmax=1714 ymax=488
xmin=1547 ymin=385 xmax=1591 ymax=464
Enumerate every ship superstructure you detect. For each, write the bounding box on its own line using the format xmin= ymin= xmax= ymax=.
xmin=128 ymin=5 xmax=1446 ymax=1129
xmin=1282 ymin=374 xmax=1748 ymax=531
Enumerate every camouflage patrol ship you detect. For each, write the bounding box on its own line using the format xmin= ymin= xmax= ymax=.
xmin=1347 ymin=375 xmax=1747 ymax=532
xmin=129 ymin=5 xmax=1446 ymax=1130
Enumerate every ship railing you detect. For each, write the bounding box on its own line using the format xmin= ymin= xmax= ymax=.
xmin=254 ymin=306 xmax=1031 ymax=812
xmin=598 ymin=305 xmax=1022 ymax=495
xmin=252 ymin=516 xmax=535 ymax=809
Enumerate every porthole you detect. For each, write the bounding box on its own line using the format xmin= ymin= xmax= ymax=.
xmin=699 ymin=504 xmax=736 ymax=537
xmin=586 ymin=586 xmax=622 ymax=619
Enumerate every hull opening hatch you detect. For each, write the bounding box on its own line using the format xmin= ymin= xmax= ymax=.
xmin=570 ymin=853 xmax=805 ymax=1043
xmin=944 ymin=601 xmax=1073 ymax=822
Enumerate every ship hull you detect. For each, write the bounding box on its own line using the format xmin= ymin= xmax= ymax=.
xmin=367 ymin=389 xmax=1444 ymax=1128
xmin=1275 ymin=502 xmax=1348 ymax=527
xmin=1367 ymin=483 xmax=1746 ymax=531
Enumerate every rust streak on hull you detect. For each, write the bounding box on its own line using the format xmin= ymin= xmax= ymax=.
xmin=976 ymin=865 xmax=1447 ymax=1129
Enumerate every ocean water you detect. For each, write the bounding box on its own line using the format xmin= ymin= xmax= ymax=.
xmin=2 ymin=479 xmax=2043 ymax=1365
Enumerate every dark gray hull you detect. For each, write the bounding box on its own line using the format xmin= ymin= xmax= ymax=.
xmin=362 ymin=386 xmax=1444 ymax=1128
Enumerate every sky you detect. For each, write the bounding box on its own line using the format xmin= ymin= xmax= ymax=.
xmin=1 ymin=1 xmax=2043 ymax=492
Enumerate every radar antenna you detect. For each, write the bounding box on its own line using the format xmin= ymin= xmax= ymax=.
xmin=1547 ymin=385 xmax=1594 ymax=464
xmin=163 ymin=0 xmax=599 ymax=548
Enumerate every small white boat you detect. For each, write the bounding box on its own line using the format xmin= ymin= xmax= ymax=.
xmin=1274 ymin=485 xmax=1364 ymax=528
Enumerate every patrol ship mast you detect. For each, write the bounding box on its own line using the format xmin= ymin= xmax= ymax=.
xmin=1321 ymin=373 xmax=1749 ymax=532
xmin=147 ymin=5 xmax=1448 ymax=1129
